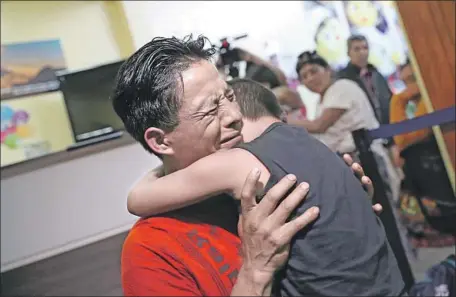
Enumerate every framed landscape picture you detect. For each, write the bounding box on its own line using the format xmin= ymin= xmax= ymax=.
xmin=1 ymin=39 xmax=67 ymax=100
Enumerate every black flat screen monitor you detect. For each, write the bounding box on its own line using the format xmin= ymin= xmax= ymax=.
xmin=58 ymin=60 xmax=125 ymax=142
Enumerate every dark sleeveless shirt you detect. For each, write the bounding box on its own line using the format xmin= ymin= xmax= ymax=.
xmin=237 ymin=122 xmax=405 ymax=296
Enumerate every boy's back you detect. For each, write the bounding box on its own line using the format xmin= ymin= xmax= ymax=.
xmin=237 ymin=122 xmax=405 ymax=296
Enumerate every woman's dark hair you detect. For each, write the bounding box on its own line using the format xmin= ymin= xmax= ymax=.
xmin=112 ymin=35 xmax=216 ymax=155
xmin=295 ymin=50 xmax=330 ymax=77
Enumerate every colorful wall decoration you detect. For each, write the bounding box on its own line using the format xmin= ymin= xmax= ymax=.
xmin=1 ymin=104 xmax=33 ymax=149
xmin=343 ymin=1 xmax=408 ymax=85
xmin=0 ymin=39 xmax=73 ymax=167
xmin=292 ymin=1 xmax=409 ymax=94
xmin=0 ymin=92 xmax=74 ymax=167
xmin=1 ymin=39 xmax=67 ymax=100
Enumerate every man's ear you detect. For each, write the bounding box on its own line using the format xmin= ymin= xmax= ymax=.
xmin=144 ymin=127 xmax=174 ymax=156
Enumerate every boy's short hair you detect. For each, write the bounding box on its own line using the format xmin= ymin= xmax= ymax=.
xmin=228 ymin=78 xmax=283 ymax=120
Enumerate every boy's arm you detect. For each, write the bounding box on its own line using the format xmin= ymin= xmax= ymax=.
xmin=127 ymin=149 xmax=269 ymax=217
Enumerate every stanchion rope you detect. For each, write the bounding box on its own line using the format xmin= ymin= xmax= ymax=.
xmin=368 ymin=105 xmax=455 ymax=140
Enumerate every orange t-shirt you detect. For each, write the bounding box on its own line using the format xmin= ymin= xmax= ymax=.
xmin=390 ymin=89 xmax=431 ymax=151
xmin=121 ymin=217 xmax=242 ymax=296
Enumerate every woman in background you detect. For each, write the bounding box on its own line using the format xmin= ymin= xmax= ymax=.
xmin=290 ymin=51 xmax=414 ymax=258
xmin=290 ymin=51 xmax=399 ymax=197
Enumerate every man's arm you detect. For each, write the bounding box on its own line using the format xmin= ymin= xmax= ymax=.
xmin=127 ymin=149 xmax=269 ymax=217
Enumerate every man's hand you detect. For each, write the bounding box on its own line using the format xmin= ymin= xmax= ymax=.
xmin=231 ymin=169 xmax=319 ymax=296
xmin=342 ymin=154 xmax=383 ymax=214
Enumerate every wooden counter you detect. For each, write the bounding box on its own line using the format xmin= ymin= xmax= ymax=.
xmin=1 ymin=133 xmax=136 ymax=180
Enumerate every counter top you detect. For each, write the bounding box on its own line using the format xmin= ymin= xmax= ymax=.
xmin=1 ymin=133 xmax=136 ymax=180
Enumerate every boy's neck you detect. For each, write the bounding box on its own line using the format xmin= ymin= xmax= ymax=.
xmin=242 ymin=116 xmax=282 ymax=143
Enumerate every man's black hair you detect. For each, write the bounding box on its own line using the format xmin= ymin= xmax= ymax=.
xmin=347 ymin=34 xmax=368 ymax=51
xmin=228 ymin=78 xmax=282 ymax=120
xmin=112 ymin=35 xmax=216 ymax=155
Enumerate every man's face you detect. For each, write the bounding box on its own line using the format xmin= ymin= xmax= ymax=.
xmin=348 ymin=40 xmax=369 ymax=68
xmin=167 ymin=60 xmax=243 ymax=169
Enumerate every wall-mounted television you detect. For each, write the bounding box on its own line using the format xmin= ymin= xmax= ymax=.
xmin=58 ymin=61 xmax=125 ymax=143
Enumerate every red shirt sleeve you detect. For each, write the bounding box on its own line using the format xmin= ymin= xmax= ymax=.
xmin=121 ymin=227 xmax=201 ymax=296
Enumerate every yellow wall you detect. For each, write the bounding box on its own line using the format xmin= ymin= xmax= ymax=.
xmin=1 ymin=1 xmax=132 ymax=167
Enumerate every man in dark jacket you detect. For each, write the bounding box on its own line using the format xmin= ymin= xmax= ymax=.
xmin=338 ymin=35 xmax=401 ymax=198
xmin=338 ymin=35 xmax=393 ymax=128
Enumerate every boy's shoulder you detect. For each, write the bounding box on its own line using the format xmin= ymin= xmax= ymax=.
xmin=247 ymin=122 xmax=317 ymax=148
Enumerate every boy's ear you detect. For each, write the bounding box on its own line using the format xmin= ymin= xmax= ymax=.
xmin=144 ymin=127 xmax=174 ymax=156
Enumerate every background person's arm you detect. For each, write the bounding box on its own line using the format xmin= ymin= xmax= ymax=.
xmin=288 ymin=108 xmax=346 ymax=133
xmin=287 ymin=81 xmax=356 ymax=133
xmin=238 ymin=48 xmax=288 ymax=86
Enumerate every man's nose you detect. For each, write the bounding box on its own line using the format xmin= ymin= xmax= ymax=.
xmin=221 ymin=103 xmax=243 ymax=130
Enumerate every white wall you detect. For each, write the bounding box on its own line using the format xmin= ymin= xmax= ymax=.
xmin=122 ymin=1 xmax=318 ymax=78
xmin=1 ymin=143 xmax=160 ymax=272
xmin=121 ymin=1 xmax=325 ymax=113
xmin=122 ymin=1 xmax=307 ymax=47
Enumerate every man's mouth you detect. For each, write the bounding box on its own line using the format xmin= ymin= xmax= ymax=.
xmin=220 ymin=133 xmax=243 ymax=149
